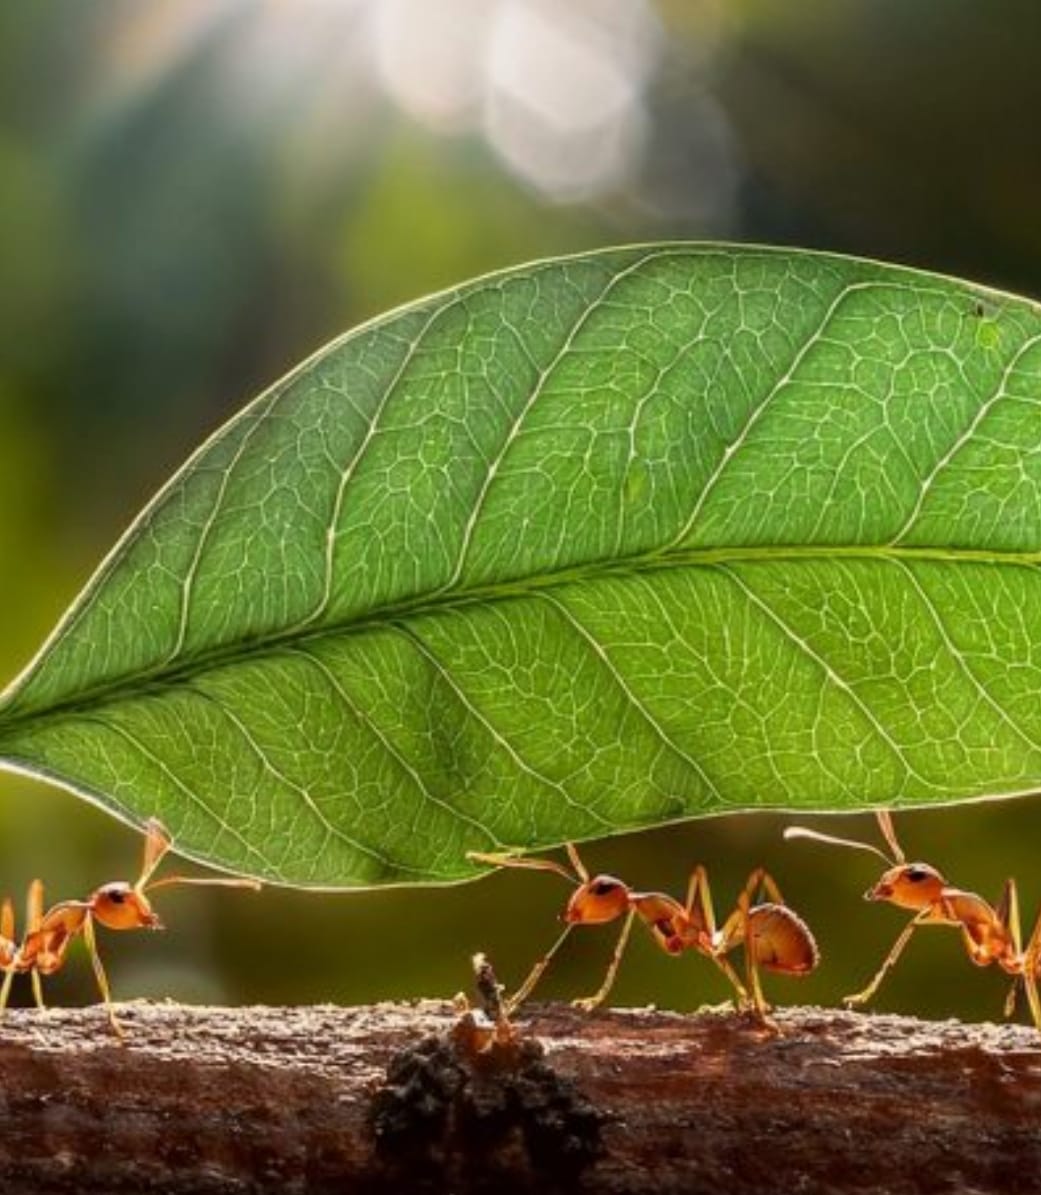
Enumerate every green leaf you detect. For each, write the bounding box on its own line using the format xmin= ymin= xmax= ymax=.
xmin=2 ymin=245 xmax=1041 ymax=887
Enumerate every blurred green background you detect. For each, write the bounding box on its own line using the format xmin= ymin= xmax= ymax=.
xmin=3 ymin=0 xmax=1041 ymax=1024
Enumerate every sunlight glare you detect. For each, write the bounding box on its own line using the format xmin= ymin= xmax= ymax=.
xmin=371 ymin=0 xmax=493 ymax=132
xmin=483 ymin=0 xmax=660 ymax=200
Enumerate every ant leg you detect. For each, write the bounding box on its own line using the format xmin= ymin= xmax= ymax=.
xmin=753 ymin=870 xmax=787 ymax=906
xmin=844 ymin=911 xmax=929 ymax=1008
xmin=996 ymin=878 xmax=1021 ymax=951
xmin=713 ymin=885 xmax=773 ymax=1024
xmin=82 ymin=916 xmax=124 ymax=1038
xmin=685 ymin=865 xmax=715 ymax=930
xmin=992 ymin=876 xmax=1028 ymax=1026
xmin=25 ymin=881 xmax=45 ymax=1011
xmin=26 ymin=879 xmax=43 ymax=935
xmin=741 ymin=869 xmax=781 ymax=1019
xmin=737 ymin=891 xmax=772 ymax=1022
xmin=735 ymin=866 xmax=792 ymax=910
xmin=0 ymin=899 xmax=14 ymax=980
xmin=685 ymin=866 xmax=750 ymax=1007
xmin=1023 ymin=974 xmax=1041 ymax=1032
xmin=731 ymin=867 xmax=769 ymax=909
xmin=708 ymin=954 xmax=750 ymax=1008
xmin=1004 ymin=976 xmax=1020 ymax=1020
xmin=0 ymin=969 xmax=13 ymax=1018
xmin=573 ymin=907 xmax=636 ymax=1013
xmin=505 ymin=923 xmax=573 ymax=1014
xmin=1 ymin=895 xmax=14 ymax=947
xmin=1023 ymin=968 xmax=1041 ymax=1033
xmin=712 ymin=869 xmax=767 ymax=943
xmin=0 ymin=896 xmax=15 ymax=1018
xmin=1018 ymin=904 xmax=1041 ymax=1031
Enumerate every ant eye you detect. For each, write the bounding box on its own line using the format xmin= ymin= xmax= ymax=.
xmin=107 ymin=889 xmax=126 ymax=904
xmin=907 ymin=867 xmax=929 ymax=883
xmin=591 ymin=880 xmax=617 ymax=897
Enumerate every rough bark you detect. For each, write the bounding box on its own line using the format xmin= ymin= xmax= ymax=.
xmin=0 ymin=1000 xmax=1039 ymax=1195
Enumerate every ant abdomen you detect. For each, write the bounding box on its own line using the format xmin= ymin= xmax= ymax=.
xmin=746 ymin=904 xmax=819 ymax=975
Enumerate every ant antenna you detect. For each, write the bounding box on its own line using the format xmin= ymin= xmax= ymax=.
xmin=565 ymin=843 xmax=589 ymax=883
xmin=135 ymin=819 xmax=172 ymax=891
xmin=466 ymin=844 xmax=594 ymax=1012
xmin=146 ymin=874 xmax=262 ymax=892
xmin=875 ymin=810 xmax=906 ymax=864
xmin=468 ymin=845 xmax=588 ymax=886
xmin=783 ymin=825 xmax=894 ymax=865
xmin=136 ymin=818 xmax=260 ymax=894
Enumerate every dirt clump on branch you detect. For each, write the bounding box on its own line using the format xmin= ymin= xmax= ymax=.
xmin=370 ymin=1019 xmax=603 ymax=1191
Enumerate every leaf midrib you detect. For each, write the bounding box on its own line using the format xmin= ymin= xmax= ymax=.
xmin=1 ymin=540 xmax=1038 ymax=740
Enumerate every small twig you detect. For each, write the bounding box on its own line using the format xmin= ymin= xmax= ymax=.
xmin=472 ymin=951 xmax=507 ymax=1024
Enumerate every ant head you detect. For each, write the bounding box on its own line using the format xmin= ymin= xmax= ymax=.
xmin=786 ymin=813 xmax=949 ymax=909
xmin=90 ymin=882 xmax=163 ymax=932
xmin=867 ymin=862 xmax=946 ymax=909
xmin=565 ymin=875 xmax=630 ymax=925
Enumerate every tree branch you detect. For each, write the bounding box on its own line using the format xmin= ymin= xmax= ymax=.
xmin=0 ymin=1001 xmax=1038 ymax=1194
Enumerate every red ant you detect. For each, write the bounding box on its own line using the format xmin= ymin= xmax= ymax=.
xmin=0 ymin=819 xmax=260 ymax=1036
xmin=785 ymin=811 xmax=1041 ymax=1027
xmin=469 ymin=843 xmax=818 ymax=1024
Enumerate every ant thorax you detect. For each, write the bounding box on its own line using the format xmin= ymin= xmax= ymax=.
xmin=630 ymin=892 xmax=697 ymax=954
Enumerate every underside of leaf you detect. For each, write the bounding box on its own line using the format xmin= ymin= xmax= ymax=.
xmin=2 ymin=245 xmax=1040 ymax=887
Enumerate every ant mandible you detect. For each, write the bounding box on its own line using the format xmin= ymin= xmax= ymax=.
xmin=785 ymin=811 xmax=1041 ymax=1027
xmin=468 ymin=844 xmax=818 ymax=1024
xmin=0 ymin=818 xmax=260 ymax=1036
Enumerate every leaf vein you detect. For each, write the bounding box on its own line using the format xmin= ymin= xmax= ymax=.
xmin=171 ymin=394 xmax=286 ymax=662
xmin=446 ymin=249 xmax=676 ymax=587
xmin=388 ymin=621 xmax=613 ymax=833
xmin=75 ymin=713 xmax=284 ymax=878
xmin=536 ymin=589 xmax=724 ymax=805
xmin=891 ymin=331 xmax=1041 ymax=543
xmin=714 ymin=564 xmax=937 ymax=795
xmin=279 ymin=644 xmax=501 ymax=849
xmin=670 ymin=280 xmax=879 ymax=546
xmin=187 ymin=685 xmax=425 ymax=879
xmin=892 ymin=559 xmax=1041 ymax=757
xmin=308 ymin=302 xmax=460 ymax=628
